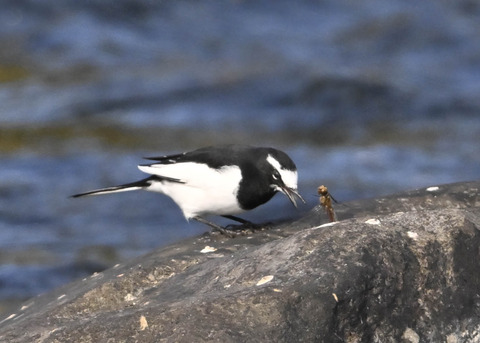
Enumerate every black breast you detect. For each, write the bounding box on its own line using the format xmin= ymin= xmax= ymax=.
xmin=236 ymin=161 xmax=276 ymax=210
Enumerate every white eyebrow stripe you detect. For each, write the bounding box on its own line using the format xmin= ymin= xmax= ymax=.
xmin=266 ymin=154 xmax=298 ymax=190
xmin=266 ymin=154 xmax=282 ymax=171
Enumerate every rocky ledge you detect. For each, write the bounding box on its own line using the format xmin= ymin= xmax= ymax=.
xmin=0 ymin=181 xmax=479 ymax=342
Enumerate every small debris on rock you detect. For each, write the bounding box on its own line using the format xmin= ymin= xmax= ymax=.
xmin=124 ymin=294 xmax=136 ymax=302
xmin=365 ymin=218 xmax=381 ymax=225
xmin=407 ymin=231 xmax=419 ymax=240
xmin=0 ymin=314 xmax=16 ymax=324
xmin=139 ymin=315 xmax=148 ymax=331
xmin=20 ymin=303 xmax=33 ymax=311
xmin=314 ymin=222 xmax=338 ymax=229
xmin=256 ymin=275 xmax=274 ymax=286
xmin=200 ymin=246 xmax=217 ymax=253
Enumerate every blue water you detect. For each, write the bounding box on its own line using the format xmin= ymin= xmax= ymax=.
xmin=0 ymin=0 xmax=480 ymax=313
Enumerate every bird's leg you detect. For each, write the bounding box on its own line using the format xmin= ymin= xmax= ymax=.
xmin=222 ymin=215 xmax=267 ymax=232
xmin=192 ymin=216 xmax=237 ymax=237
xmin=221 ymin=215 xmax=253 ymax=225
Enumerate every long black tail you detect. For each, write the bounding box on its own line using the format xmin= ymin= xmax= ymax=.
xmin=71 ymin=176 xmax=156 ymax=198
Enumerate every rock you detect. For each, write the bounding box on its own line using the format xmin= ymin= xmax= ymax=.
xmin=0 ymin=181 xmax=479 ymax=342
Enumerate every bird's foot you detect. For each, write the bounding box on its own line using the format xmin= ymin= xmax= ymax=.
xmin=219 ymin=215 xmax=270 ymax=236
xmin=211 ymin=225 xmax=243 ymax=238
xmin=220 ymin=221 xmax=270 ymax=236
xmin=193 ymin=216 xmax=270 ymax=238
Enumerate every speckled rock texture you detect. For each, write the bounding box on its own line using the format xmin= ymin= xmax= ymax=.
xmin=0 ymin=181 xmax=479 ymax=342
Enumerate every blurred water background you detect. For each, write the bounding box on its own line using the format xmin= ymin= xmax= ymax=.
xmin=0 ymin=0 xmax=480 ymax=315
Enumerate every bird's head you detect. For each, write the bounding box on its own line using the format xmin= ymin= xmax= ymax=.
xmin=266 ymin=154 xmax=305 ymax=207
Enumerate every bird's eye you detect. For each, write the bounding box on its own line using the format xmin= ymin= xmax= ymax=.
xmin=272 ymin=170 xmax=281 ymax=180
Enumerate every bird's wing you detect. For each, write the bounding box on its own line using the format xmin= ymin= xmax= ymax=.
xmin=143 ymin=145 xmax=248 ymax=169
xmin=139 ymin=146 xmax=246 ymax=184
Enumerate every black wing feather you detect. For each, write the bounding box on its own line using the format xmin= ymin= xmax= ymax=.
xmin=143 ymin=145 xmax=253 ymax=169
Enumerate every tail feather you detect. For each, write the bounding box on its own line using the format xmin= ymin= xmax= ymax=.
xmin=71 ymin=177 xmax=154 ymax=198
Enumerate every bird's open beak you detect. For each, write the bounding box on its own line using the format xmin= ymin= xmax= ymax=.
xmin=279 ymin=185 xmax=306 ymax=208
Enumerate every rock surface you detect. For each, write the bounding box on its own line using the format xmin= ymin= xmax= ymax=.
xmin=0 ymin=181 xmax=479 ymax=342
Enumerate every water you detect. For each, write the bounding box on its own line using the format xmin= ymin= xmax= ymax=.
xmin=0 ymin=0 xmax=480 ymax=315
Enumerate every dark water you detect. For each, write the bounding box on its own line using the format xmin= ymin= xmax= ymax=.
xmin=1 ymin=0 xmax=480 ymax=315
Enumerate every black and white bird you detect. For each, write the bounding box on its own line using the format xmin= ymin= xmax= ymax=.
xmin=72 ymin=144 xmax=305 ymax=234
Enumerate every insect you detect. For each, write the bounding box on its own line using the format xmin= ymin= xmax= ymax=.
xmin=317 ymin=185 xmax=337 ymax=222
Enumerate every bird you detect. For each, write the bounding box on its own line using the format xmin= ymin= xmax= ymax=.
xmin=72 ymin=144 xmax=305 ymax=235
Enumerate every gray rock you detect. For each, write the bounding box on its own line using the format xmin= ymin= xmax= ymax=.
xmin=0 ymin=181 xmax=479 ymax=342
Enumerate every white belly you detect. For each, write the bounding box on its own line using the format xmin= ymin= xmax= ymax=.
xmin=138 ymin=163 xmax=243 ymax=219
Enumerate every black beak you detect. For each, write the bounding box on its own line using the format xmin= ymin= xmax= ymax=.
xmin=279 ymin=185 xmax=306 ymax=208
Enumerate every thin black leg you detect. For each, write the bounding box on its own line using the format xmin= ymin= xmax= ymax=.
xmin=192 ymin=216 xmax=234 ymax=236
xmin=221 ymin=215 xmax=253 ymax=225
